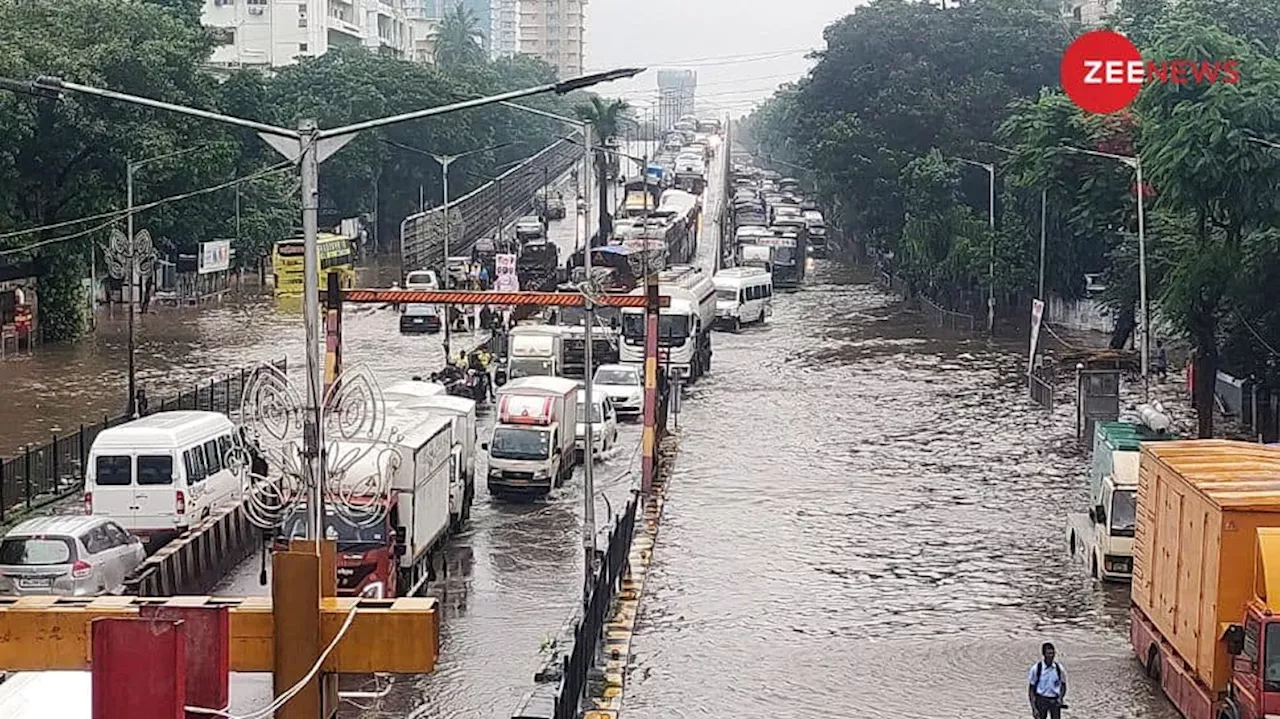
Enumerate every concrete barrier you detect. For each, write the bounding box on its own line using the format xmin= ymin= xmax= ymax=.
xmin=124 ymin=502 xmax=260 ymax=597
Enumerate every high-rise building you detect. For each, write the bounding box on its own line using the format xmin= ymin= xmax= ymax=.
xmin=517 ymin=0 xmax=587 ymax=78
xmin=203 ymin=0 xmax=411 ymax=68
xmin=491 ymin=0 xmax=518 ymax=58
xmin=657 ymin=70 xmax=697 ymax=131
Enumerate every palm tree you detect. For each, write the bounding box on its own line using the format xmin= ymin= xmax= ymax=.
xmin=574 ymin=96 xmax=630 ymax=244
xmin=433 ymin=3 xmax=486 ymax=68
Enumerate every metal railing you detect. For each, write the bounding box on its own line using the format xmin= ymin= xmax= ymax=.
xmin=1029 ymin=365 xmax=1055 ymax=411
xmin=401 ymin=132 xmax=586 ymax=272
xmin=918 ymin=295 xmax=976 ymax=332
xmin=0 ymin=358 xmax=287 ymax=524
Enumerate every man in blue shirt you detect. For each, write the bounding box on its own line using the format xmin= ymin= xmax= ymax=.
xmin=1028 ymin=642 xmax=1067 ymax=719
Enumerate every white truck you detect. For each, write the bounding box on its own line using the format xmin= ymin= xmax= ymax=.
xmin=398 ymin=395 xmax=477 ymax=532
xmin=1066 ymin=413 xmax=1177 ymax=582
xmin=507 ymin=324 xmax=566 ymax=380
xmin=485 ymin=376 xmax=579 ymax=498
xmin=282 ymin=415 xmax=453 ymax=598
xmin=617 ymin=265 xmax=716 ymax=382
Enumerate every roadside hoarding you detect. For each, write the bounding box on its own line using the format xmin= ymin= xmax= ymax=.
xmin=198 ymin=240 xmax=231 ymax=274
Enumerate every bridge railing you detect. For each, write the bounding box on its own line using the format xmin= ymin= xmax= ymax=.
xmin=401 ymin=132 xmax=585 ymax=273
xmin=0 ymin=358 xmax=287 ymax=525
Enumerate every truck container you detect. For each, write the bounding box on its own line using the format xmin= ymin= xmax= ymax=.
xmin=485 ymin=376 xmax=579 ymax=498
xmin=1130 ymin=440 xmax=1280 ymax=719
xmin=278 ymin=416 xmax=454 ymax=598
xmin=1067 ymin=420 xmax=1177 ymax=581
xmin=398 ymin=395 xmax=477 ymax=532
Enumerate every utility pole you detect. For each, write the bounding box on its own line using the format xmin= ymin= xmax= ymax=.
xmin=1038 ymin=188 xmax=1046 ymax=300
xmin=126 ymin=160 xmax=138 ymax=418
xmin=957 ymin=157 xmax=996 ymax=333
xmin=581 ymin=124 xmax=597 ymax=595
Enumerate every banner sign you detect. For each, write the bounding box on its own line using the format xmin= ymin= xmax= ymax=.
xmin=198 ymin=240 xmax=231 ymax=274
xmin=495 ymin=253 xmax=517 ymax=275
xmin=1029 ymin=298 xmax=1045 ymax=374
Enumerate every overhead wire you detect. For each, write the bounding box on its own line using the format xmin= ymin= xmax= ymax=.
xmin=0 ymin=159 xmax=296 ymax=257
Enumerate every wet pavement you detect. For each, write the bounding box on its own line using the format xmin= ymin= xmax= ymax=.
xmin=621 ymin=257 xmax=1179 ymax=718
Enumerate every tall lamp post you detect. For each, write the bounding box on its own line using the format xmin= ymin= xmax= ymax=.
xmin=121 ymin=144 xmax=210 ymax=416
xmin=500 ymin=101 xmax=603 ymax=596
xmin=22 ymin=67 xmax=641 ymax=551
xmin=382 ymin=138 xmax=516 ymax=359
xmin=956 ymin=157 xmax=996 ymax=334
xmin=1062 ymin=145 xmax=1147 ymax=401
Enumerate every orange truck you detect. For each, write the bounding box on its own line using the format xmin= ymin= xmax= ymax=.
xmin=1130 ymin=440 xmax=1280 ymax=719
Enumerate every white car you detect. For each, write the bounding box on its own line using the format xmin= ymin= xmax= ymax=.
xmin=592 ymin=364 xmax=643 ymax=418
xmin=575 ymin=390 xmax=618 ymax=458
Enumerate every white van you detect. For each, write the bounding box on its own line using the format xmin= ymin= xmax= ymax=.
xmin=85 ymin=411 xmax=243 ymax=543
xmin=713 ymin=267 xmax=773 ymax=331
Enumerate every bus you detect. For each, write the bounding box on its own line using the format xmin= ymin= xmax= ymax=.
xmin=272 ymin=232 xmax=356 ymax=297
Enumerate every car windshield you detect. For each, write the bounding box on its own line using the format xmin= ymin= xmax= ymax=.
xmin=774 ymin=246 xmax=796 ymax=264
xmin=283 ymin=510 xmax=387 ymax=550
xmin=0 ymin=536 xmax=75 ymax=566
xmin=490 ymin=426 xmax=551 ymax=460
xmin=1111 ymin=490 xmax=1137 ymax=536
xmin=577 ymin=403 xmax=604 ymax=423
xmin=716 ymin=288 xmax=738 ymax=302
xmin=595 ymin=369 xmax=638 ymax=386
xmin=508 ymin=359 xmax=553 ymax=378
xmin=621 ymin=312 xmax=691 ymax=341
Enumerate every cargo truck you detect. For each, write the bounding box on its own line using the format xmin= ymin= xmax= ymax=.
xmin=1067 ymin=418 xmax=1177 ymax=581
xmin=398 ymin=395 xmax=477 ymax=532
xmin=1129 ymin=440 xmax=1280 ymax=719
xmin=278 ymin=416 xmax=454 ymax=598
xmin=484 ymin=377 xmax=579 ymax=498
xmin=507 ymin=324 xmax=566 ymax=379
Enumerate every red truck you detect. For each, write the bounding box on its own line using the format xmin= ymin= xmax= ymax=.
xmin=1129 ymin=440 xmax=1280 ymax=719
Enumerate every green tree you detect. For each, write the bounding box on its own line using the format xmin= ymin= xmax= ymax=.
xmin=575 ymin=96 xmax=630 ymax=243
xmin=433 ymin=3 xmax=487 ymax=69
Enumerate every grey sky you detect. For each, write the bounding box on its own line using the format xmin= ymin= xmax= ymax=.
xmin=585 ymin=0 xmax=858 ymax=118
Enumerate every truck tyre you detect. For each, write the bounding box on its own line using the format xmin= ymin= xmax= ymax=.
xmin=462 ymin=483 xmax=473 ymax=523
xmin=1146 ymin=644 xmax=1162 ymax=681
xmin=1217 ymin=701 xmax=1240 ymax=719
xmin=1091 ymin=554 xmax=1099 ymax=579
xmin=733 ymin=318 xmax=741 ymax=333
xmin=1068 ymin=531 xmax=1077 ymax=556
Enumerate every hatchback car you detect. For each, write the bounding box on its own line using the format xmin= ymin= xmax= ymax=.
xmin=0 ymin=515 xmax=145 ymax=597
xmin=592 ymin=364 xmax=644 ymax=418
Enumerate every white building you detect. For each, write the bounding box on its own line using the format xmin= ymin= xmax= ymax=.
xmin=491 ymin=0 xmax=518 ymax=59
xmin=1064 ymin=0 xmax=1114 ymax=26
xmin=516 ymin=0 xmax=586 ymax=78
xmin=203 ymin=0 xmax=412 ymax=69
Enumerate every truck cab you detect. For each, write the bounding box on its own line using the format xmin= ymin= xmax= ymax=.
xmin=279 ymin=502 xmax=397 ymax=598
xmin=1067 ymin=419 xmax=1175 ymax=581
xmin=1224 ymin=598 xmax=1280 ymax=719
xmin=507 ymin=325 xmax=565 ymax=379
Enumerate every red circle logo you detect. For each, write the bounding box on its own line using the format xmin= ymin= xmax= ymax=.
xmin=1060 ymin=30 xmax=1144 ymax=114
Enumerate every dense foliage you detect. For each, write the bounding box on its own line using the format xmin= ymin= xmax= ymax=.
xmin=741 ymin=0 xmax=1280 ymax=437
xmin=0 ymin=0 xmax=584 ymax=341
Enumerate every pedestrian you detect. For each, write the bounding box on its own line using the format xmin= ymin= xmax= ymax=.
xmin=134 ymin=388 xmax=149 ymax=417
xmin=1153 ymin=340 xmax=1169 ymax=381
xmin=479 ymin=265 xmax=490 ymax=289
xmin=1028 ymin=642 xmax=1067 ymax=719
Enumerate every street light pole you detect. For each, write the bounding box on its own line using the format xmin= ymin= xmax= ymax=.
xmin=957 ymin=157 xmax=996 ymax=333
xmin=126 ymin=160 xmax=137 ymax=417
xmin=1063 ymin=146 xmax=1148 ymax=400
xmin=439 ymin=154 xmax=454 ymax=359
xmin=1038 ymin=188 xmax=1047 ymax=300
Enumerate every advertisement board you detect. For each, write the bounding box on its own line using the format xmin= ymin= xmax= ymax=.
xmin=198 ymin=240 xmax=231 ymax=274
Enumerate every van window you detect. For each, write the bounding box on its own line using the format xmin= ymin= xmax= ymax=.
xmin=184 ymin=449 xmax=208 ymax=484
xmin=95 ymin=456 xmax=132 ymax=486
xmin=204 ymin=439 xmax=223 ymax=474
xmin=137 ymin=455 xmax=174 ymax=486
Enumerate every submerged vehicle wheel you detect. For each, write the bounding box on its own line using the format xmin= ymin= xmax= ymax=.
xmin=1091 ymin=554 xmax=1099 ymax=578
xmin=1068 ymin=531 xmax=1077 ymax=556
xmin=1146 ymin=644 xmax=1162 ymax=681
xmin=733 ymin=318 xmax=742 ymax=333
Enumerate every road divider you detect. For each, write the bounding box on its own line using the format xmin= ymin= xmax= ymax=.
xmin=124 ymin=502 xmax=260 ymax=596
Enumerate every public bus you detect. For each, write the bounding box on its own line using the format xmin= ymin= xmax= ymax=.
xmin=272 ymin=232 xmax=357 ymax=297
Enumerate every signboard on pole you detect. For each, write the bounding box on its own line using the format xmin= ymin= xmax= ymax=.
xmin=495 ymin=253 xmax=517 ymax=275
xmin=198 ymin=240 xmax=231 ymax=274
xmin=494 ymin=272 xmax=519 ymax=292
xmin=1029 ymin=298 xmax=1045 ymax=374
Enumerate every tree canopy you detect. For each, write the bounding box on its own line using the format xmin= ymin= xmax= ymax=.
xmin=0 ymin=0 xmax=588 ymax=341
xmin=742 ymin=0 xmax=1280 ymax=437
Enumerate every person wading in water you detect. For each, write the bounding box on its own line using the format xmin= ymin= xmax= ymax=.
xmin=1028 ymin=642 xmax=1067 ymax=719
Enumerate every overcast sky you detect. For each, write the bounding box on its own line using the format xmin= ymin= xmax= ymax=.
xmin=585 ymin=1 xmax=858 ymax=119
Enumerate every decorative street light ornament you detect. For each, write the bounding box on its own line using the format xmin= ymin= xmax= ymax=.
xmin=230 ymin=362 xmax=403 ymax=530
xmin=104 ymin=227 xmax=157 ymax=282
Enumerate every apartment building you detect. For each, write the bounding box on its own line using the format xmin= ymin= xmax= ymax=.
xmin=203 ymin=0 xmax=411 ymax=68
xmin=516 ymin=0 xmax=586 ymax=78
xmin=491 ymin=0 xmax=518 ymax=59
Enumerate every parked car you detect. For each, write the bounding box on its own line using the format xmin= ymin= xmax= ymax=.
xmin=0 ymin=516 xmax=146 ymax=597
xmin=515 ymin=215 xmax=546 ymax=242
xmin=543 ymin=193 xmax=567 ymax=220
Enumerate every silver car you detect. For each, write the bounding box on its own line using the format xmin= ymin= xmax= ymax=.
xmin=0 ymin=515 xmax=146 ymax=597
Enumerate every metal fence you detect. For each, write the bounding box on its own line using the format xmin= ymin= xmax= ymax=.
xmin=918 ymin=295 xmax=977 ymax=333
xmin=401 ymin=132 xmax=586 ymax=272
xmin=1029 ymin=366 xmax=1055 ymax=411
xmin=0 ymin=358 xmax=287 ymax=524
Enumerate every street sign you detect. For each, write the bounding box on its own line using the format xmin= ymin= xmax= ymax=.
xmin=495 ymin=253 xmax=517 ymax=275
xmin=494 ymin=272 xmax=519 ymax=292
xmin=199 ymin=240 xmax=231 ymax=274
xmin=1029 ymin=298 xmax=1045 ymax=374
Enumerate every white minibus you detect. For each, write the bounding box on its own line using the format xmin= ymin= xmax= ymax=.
xmin=713 ymin=267 xmax=773 ymax=331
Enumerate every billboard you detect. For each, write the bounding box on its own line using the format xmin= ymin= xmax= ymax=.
xmin=198 ymin=240 xmax=231 ymax=274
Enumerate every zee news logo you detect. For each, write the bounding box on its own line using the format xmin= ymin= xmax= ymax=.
xmin=1061 ymin=30 xmax=1242 ymax=114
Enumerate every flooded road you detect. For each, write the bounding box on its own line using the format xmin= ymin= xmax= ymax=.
xmin=622 ymin=258 xmax=1178 ymax=719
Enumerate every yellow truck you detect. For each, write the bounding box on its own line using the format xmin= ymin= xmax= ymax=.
xmin=1130 ymin=440 xmax=1280 ymax=719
